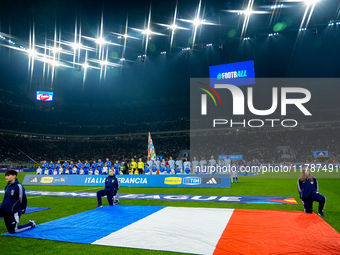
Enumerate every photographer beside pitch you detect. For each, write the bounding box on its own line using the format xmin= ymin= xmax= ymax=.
xmin=97 ymin=169 xmax=120 ymax=208
xmin=297 ymin=167 xmax=326 ymax=217
xmin=0 ymin=170 xmax=36 ymax=233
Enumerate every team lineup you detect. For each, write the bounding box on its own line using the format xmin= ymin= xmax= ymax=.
xmin=36 ymin=156 xmax=239 ymax=176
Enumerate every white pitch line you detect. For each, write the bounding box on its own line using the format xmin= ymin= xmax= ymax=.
xmin=75 ymin=187 xmax=99 ymax=192
xmin=26 ymin=186 xmax=99 ymax=199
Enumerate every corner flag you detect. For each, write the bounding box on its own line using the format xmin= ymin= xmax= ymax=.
xmin=148 ymin=132 xmax=156 ymax=161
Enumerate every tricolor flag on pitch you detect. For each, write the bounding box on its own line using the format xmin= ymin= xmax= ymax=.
xmin=147 ymin=132 xmax=156 ymax=161
xmin=5 ymin=205 xmax=340 ymax=255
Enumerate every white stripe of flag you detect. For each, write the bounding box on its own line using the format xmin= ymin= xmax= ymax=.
xmin=93 ymin=207 xmax=234 ymax=255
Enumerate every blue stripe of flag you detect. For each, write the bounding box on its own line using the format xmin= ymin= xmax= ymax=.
xmin=3 ymin=205 xmax=165 ymax=243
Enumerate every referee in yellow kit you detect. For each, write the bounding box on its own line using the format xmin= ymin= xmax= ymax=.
xmin=137 ymin=158 xmax=144 ymax=175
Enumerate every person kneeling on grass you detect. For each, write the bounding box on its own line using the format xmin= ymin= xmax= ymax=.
xmin=298 ymin=167 xmax=326 ymax=217
xmin=97 ymin=169 xmax=120 ymax=208
xmin=0 ymin=170 xmax=36 ymax=233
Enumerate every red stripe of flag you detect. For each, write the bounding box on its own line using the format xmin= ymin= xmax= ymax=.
xmin=214 ymin=209 xmax=340 ymax=255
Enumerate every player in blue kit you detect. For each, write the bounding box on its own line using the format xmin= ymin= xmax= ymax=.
xmin=48 ymin=161 xmax=54 ymax=175
xmin=0 ymin=170 xmax=36 ymax=233
xmin=114 ymin=160 xmax=120 ymax=175
xmin=97 ymin=169 xmax=120 ymax=207
xmin=168 ymin=157 xmax=175 ymax=174
xmin=144 ymin=164 xmax=150 ymax=175
xmin=159 ymin=164 xmax=165 ymax=174
xmin=183 ymin=158 xmax=191 ymax=171
xmin=91 ymin=160 xmax=98 ymax=173
xmin=147 ymin=159 xmax=153 ymax=171
xmin=42 ymin=160 xmax=48 ymax=171
xmin=184 ymin=166 xmax=191 ymax=174
xmin=192 ymin=157 xmax=199 ymax=173
xmin=298 ymin=167 xmax=326 ymax=216
xmin=154 ymin=157 xmax=161 ymax=169
xmin=175 ymin=158 xmax=183 ymax=173
xmin=84 ymin=160 xmax=90 ymax=175
xmin=166 ymin=164 xmax=171 ymax=174
xmin=63 ymin=161 xmax=69 ymax=174
xmin=106 ymin=158 xmax=112 ymax=171
xmin=175 ymin=165 xmax=181 ymax=174
xmin=151 ymin=164 xmax=157 ymax=175
xmin=98 ymin=159 xmax=103 ymax=174
xmin=77 ymin=160 xmax=82 ymax=175
xmin=42 ymin=161 xmax=48 ymax=175
xmin=56 ymin=160 xmax=61 ymax=171
xmin=69 ymin=161 xmax=74 ymax=175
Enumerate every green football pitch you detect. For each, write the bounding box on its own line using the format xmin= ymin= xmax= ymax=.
xmin=0 ymin=172 xmax=339 ymax=255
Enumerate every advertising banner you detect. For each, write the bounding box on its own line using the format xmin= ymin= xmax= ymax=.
xmin=23 ymin=174 xmax=230 ymax=188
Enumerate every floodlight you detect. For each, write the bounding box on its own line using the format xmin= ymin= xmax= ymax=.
xmin=52 ymin=47 xmax=62 ymax=53
xmin=304 ymin=0 xmax=320 ymax=6
xmin=244 ymin=8 xmax=253 ymax=16
xmin=72 ymin=43 xmax=82 ymax=50
xmin=27 ymin=49 xmax=37 ymax=57
xmin=100 ymin=60 xmax=108 ymax=66
xmin=142 ymin=29 xmax=152 ymax=35
xmin=95 ymin=37 xmax=106 ymax=45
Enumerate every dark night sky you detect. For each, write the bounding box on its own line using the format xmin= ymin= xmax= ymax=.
xmin=0 ymin=0 xmax=339 ymax=116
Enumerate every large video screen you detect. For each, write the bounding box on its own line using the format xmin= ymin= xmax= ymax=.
xmin=209 ymin=60 xmax=255 ymax=87
xmin=36 ymin=91 xmax=54 ymax=101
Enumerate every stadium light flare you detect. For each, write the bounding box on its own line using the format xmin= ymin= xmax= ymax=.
xmin=26 ymin=49 xmax=37 ymax=57
xmin=142 ymin=29 xmax=152 ymax=35
xmin=304 ymin=0 xmax=320 ymax=6
xmin=168 ymin=24 xmax=178 ymax=30
xmin=243 ymin=8 xmax=253 ymax=16
xmin=243 ymin=37 xmax=250 ymax=41
xmin=95 ymin=37 xmax=106 ymax=45
xmin=271 ymin=4 xmax=284 ymax=9
xmin=100 ymin=60 xmax=108 ymax=66
xmin=52 ymin=47 xmax=62 ymax=53
xmin=120 ymin=58 xmax=125 ymax=61
xmin=72 ymin=43 xmax=82 ymax=50
xmin=328 ymin=20 xmax=340 ymax=26
xmin=193 ymin=18 xmax=205 ymax=27
xmin=50 ymin=60 xmax=60 ymax=66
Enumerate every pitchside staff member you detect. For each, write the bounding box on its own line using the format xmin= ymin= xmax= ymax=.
xmin=0 ymin=170 xmax=36 ymax=233
xmin=298 ymin=167 xmax=326 ymax=217
xmin=97 ymin=169 xmax=120 ymax=208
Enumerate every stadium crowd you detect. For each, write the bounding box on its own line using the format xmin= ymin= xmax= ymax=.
xmin=1 ymin=127 xmax=339 ymax=169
